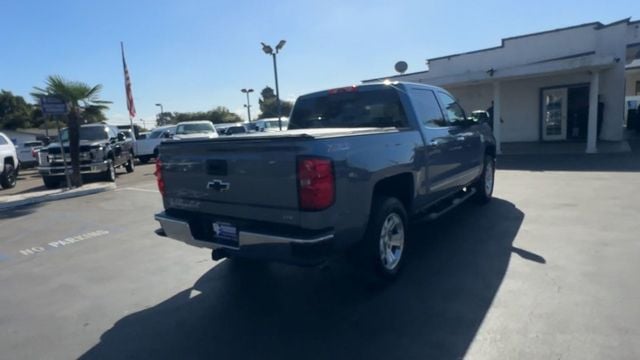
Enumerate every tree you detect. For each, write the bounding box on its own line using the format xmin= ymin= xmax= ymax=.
xmin=32 ymin=76 xmax=111 ymax=188
xmin=258 ymin=86 xmax=293 ymax=119
xmin=170 ymin=107 xmax=242 ymax=125
xmin=0 ymin=90 xmax=34 ymax=129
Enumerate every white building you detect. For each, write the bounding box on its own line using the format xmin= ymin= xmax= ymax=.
xmin=364 ymin=19 xmax=640 ymax=153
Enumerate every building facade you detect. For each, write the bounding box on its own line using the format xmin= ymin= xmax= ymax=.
xmin=364 ymin=19 xmax=640 ymax=153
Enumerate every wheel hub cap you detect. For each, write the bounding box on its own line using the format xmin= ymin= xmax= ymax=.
xmin=379 ymin=213 xmax=405 ymax=271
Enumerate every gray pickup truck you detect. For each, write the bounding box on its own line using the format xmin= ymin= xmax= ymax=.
xmin=154 ymin=82 xmax=496 ymax=279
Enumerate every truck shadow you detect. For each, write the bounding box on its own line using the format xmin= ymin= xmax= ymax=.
xmin=82 ymin=198 xmax=533 ymax=360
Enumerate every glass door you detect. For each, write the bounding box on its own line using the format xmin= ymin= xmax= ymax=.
xmin=542 ymin=88 xmax=567 ymax=141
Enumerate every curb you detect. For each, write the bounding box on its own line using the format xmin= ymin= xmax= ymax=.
xmin=0 ymin=183 xmax=117 ymax=212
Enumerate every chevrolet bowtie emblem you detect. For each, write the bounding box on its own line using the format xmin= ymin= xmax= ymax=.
xmin=207 ymin=180 xmax=230 ymax=192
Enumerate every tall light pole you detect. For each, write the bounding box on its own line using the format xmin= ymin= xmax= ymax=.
xmin=155 ymin=103 xmax=164 ymax=126
xmin=241 ymin=88 xmax=254 ymax=122
xmin=261 ymin=40 xmax=286 ymax=130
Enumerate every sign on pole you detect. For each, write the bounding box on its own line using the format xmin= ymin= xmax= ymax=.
xmin=39 ymin=96 xmax=72 ymax=188
xmin=39 ymin=96 xmax=68 ymax=116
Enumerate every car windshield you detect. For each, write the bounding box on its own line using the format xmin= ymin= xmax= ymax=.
xmin=288 ymin=88 xmax=408 ymax=129
xmin=176 ymin=123 xmax=215 ymax=134
xmin=60 ymin=126 xmax=109 ymax=142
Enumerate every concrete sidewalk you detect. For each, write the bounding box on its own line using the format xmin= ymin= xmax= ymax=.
xmin=0 ymin=182 xmax=116 ymax=211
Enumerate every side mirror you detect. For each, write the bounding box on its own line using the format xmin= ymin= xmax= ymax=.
xmin=162 ymin=131 xmax=173 ymax=139
xmin=117 ymin=132 xmax=126 ymax=142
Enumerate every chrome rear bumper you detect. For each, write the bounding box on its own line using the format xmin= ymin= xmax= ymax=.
xmin=154 ymin=211 xmax=334 ymax=250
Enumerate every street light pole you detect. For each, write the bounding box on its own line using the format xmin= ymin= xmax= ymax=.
xmin=271 ymin=54 xmax=282 ymax=130
xmin=261 ymin=40 xmax=286 ymax=130
xmin=241 ymin=88 xmax=254 ymax=122
xmin=155 ymin=103 xmax=164 ymax=126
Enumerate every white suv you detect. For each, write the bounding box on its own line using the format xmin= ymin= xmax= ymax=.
xmin=0 ymin=132 xmax=19 ymax=189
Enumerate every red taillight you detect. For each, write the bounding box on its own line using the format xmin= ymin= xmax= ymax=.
xmin=297 ymin=158 xmax=334 ymax=211
xmin=155 ymin=159 xmax=165 ymax=196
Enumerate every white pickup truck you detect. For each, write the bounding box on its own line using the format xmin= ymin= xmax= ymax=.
xmin=0 ymin=132 xmax=19 ymax=189
xmin=135 ymin=125 xmax=176 ymax=164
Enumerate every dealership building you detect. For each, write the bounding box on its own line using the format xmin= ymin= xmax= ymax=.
xmin=364 ymin=19 xmax=640 ymax=154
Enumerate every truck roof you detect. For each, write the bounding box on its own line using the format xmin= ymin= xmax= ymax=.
xmin=298 ymin=81 xmax=445 ymax=99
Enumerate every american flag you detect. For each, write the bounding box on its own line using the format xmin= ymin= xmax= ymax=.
xmin=121 ymin=42 xmax=136 ymax=119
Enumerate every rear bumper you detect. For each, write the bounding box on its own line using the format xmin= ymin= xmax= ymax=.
xmin=154 ymin=211 xmax=335 ymax=265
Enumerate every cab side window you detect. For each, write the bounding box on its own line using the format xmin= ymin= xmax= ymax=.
xmin=437 ymin=92 xmax=466 ymax=126
xmin=0 ymin=136 xmax=7 ymax=145
xmin=409 ymin=88 xmax=447 ymax=128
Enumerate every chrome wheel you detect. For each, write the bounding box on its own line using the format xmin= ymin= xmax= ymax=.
xmin=107 ymin=161 xmax=115 ymax=181
xmin=484 ymin=160 xmax=494 ymax=196
xmin=379 ymin=213 xmax=405 ymax=271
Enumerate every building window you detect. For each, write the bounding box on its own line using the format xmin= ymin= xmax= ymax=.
xmin=636 ymin=81 xmax=640 ymax=96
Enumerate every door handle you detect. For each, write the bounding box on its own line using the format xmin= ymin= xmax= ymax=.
xmin=428 ymin=140 xmax=440 ymax=148
xmin=456 ymin=136 xmax=466 ymax=141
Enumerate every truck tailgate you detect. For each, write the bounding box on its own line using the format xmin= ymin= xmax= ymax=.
xmin=160 ymin=137 xmax=303 ymax=219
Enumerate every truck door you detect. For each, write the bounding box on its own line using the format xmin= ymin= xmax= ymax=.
xmin=407 ymin=87 xmax=465 ymax=208
xmin=436 ymin=92 xmax=484 ymax=187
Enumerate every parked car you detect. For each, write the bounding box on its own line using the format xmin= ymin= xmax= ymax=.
xmin=253 ymin=117 xmax=288 ymax=132
xmin=37 ymin=124 xmax=135 ymax=188
xmin=16 ymin=140 xmax=43 ymax=168
xmin=135 ymin=125 xmax=176 ymax=164
xmin=223 ymin=125 xmax=248 ymax=136
xmin=154 ymin=82 xmax=496 ymax=280
xmin=173 ymin=121 xmax=219 ymax=140
xmin=0 ymin=132 xmax=19 ymax=189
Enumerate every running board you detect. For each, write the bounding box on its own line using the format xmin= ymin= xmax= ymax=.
xmin=416 ymin=188 xmax=476 ymax=222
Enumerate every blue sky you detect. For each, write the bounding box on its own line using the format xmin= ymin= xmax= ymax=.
xmin=1 ymin=0 xmax=636 ymax=127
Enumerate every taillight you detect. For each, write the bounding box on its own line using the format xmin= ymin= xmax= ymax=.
xmin=155 ymin=159 xmax=165 ymax=196
xmin=297 ymin=157 xmax=334 ymax=211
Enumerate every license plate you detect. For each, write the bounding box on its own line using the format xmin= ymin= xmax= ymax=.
xmin=212 ymin=222 xmax=238 ymax=247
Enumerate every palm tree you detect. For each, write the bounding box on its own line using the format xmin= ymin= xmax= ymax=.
xmin=32 ymin=76 xmax=111 ymax=187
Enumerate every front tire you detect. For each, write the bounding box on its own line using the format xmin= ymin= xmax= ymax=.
xmin=472 ymin=155 xmax=495 ymax=204
xmin=355 ymin=196 xmax=408 ymax=281
xmin=125 ymin=155 xmax=135 ymax=173
xmin=42 ymin=176 xmax=61 ymax=189
xmin=0 ymin=163 xmax=17 ymax=189
xmin=103 ymin=159 xmax=116 ymax=182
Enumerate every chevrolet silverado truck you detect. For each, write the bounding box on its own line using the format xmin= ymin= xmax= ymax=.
xmin=154 ymin=82 xmax=496 ymax=279
xmin=38 ymin=124 xmax=135 ymax=188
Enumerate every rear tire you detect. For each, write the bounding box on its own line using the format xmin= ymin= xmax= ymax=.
xmin=42 ymin=176 xmax=61 ymax=189
xmin=0 ymin=163 xmax=17 ymax=189
xmin=125 ymin=155 xmax=135 ymax=173
xmin=138 ymin=156 xmax=150 ymax=164
xmin=352 ymin=196 xmax=408 ymax=281
xmin=472 ymin=155 xmax=495 ymax=204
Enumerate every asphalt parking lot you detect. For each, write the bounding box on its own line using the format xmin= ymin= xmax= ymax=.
xmin=1 ymin=155 xmax=639 ymax=359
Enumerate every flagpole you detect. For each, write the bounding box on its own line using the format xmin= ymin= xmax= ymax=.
xmin=121 ymin=41 xmax=135 ymax=136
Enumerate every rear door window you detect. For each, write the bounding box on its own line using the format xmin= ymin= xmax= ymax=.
xmin=409 ymin=88 xmax=447 ymax=128
xmin=288 ymin=88 xmax=408 ymax=129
